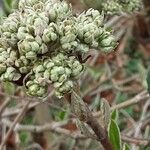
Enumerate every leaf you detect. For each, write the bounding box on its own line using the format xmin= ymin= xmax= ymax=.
xmin=115 ymin=92 xmax=128 ymax=103
xmin=122 ymin=143 xmax=131 ymax=150
xmin=108 ymin=119 xmax=121 ymax=150
xmin=87 ymin=65 xmax=104 ymax=80
xmin=3 ymin=81 xmax=15 ymax=95
xmin=111 ymin=109 xmax=119 ymax=121
xmin=3 ymin=0 xmax=13 ymax=13
xmin=59 ymin=111 xmax=67 ymax=120
xmin=100 ymin=98 xmax=111 ymax=129
xmin=76 ymin=119 xmax=96 ymax=139
xmin=67 ymin=139 xmax=76 ymax=150
xmin=22 ymin=115 xmax=33 ymax=125
xmin=90 ymin=94 xmax=100 ymax=110
xmin=126 ymin=59 xmax=139 ymax=75
xmin=19 ymin=131 xmax=31 ymax=145
xmin=71 ymin=91 xmax=87 ymax=121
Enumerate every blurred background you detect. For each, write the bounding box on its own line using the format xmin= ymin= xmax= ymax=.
xmin=0 ymin=0 xmax=150 ymax=150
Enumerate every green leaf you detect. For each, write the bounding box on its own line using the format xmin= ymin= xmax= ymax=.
xmin=3 ymin=81 xmax=15 ymax=95
xmin=87 ymin=65 xmax=104 ymax=80
xmin=3 ymin=0 xmax=13 ymax=13
xmin=111 ymin=109 xmax=119 ymax=121
xmin=108 ymin=119 xmax=121 ymax=150
xmin=58 ymin=110 xmax=69 ymax=121
xmin=115 ymin=92 xmax=128 ymax=103
xmin=122 ymin=143 xmax=131 ymax=150
xmin=59 ymin=111 xmax=66 ymax=120
xmin=126 ymin=59 xmax=139 ymax=75
xmin=19 ymin=131 xmax=31 ymax=145
xmin=22 ymin=115 xmax=33 ymax=125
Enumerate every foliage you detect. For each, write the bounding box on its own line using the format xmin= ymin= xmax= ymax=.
xmin=0 ymin=0 xmax=116 ymax=98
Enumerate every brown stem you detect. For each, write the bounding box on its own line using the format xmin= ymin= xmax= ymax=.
xmin=87 ymin=118 xmax=113 ymax=150
xmin=86 ymin=113 xmax=113 ymax=150
xmin=71 ymin=85 xmax=114 ymax=150
xmin=0 ymin=101 xmax=30 ymax=150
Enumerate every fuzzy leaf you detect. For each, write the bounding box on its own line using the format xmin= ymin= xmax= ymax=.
xmin=108 ymin=119 xmax=121 ymax=150
xmin=76 ymin=119 xmax=96 ymax=139
xmin=71 ymin=91 xmax=87 ymax=121
xmin=111 ymin=109 xmax=119 ymax=121
xmin=100 ymin=98 xmax=111 ymax=129
xmin=90 ymin=94 xmax=100 ymax=110
xmin=122 ymin=143 xmax=131 ymax=150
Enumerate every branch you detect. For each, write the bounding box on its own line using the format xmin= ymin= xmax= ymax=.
xmin=94 ymin=90 xmax=149 ymax=117
xmin=1 ymin=90 xmax=54 ymax=118
xmin=0 ymin=98 xmax=11 ymax=117
xmin=111 ymin=90 xmax=149 ymax=110
xmin=0 ymin=101 xmax=30 ymax=150
xmin=2 ymin=119 xmax=150 ymax=147
xmin=121 ymin=135 xmax=150 ymax=146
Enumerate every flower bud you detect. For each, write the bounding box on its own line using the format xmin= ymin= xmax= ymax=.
xmin=0 ymin=67 xmax=21 ymax=81
xmin=0 ymin=63 xmax=6 ymax=74
xmin=25 ymin=51 xmax=37 ymax=60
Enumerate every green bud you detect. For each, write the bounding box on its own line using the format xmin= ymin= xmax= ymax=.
xmin=25 ymin=51 xmax=37 ymax=60
xmin=33 ymin=65 xmax=45 ymax=73
xmin=51 ymin=73 xmax=59 ymax=82
xmin=0 ymin=63 xmax=6 ymax=74
xmin=53 ymin=82 xmax=62 ymax=89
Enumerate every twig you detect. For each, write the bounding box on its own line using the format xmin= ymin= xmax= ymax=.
xmin=0 ymin=97 xmax=11 ymax=117
xmin=94 ymin=90 xmax=149 ymax=117
xmin=122 ymin=115 xmax=150 ymax=136
xmin=89 ymin=73 xmax=139 ymax=97
xmin=111 ymin=91 xmax=149 ymax=110
xmin=94 ymin=91 xmax=150 ymax=117
xmin=121 ymin=134 xmax=150 ymax=146
xmin=2 ymin=118 xmax=84 ymax=139
xmin=0 ymin=101 xmax=30 ymax=150
xmin=132 ymin=99 xmax=150 ymax=150
xmin=1 ymin=123 xmax=6 ymax=150
xmin=1 ymin=90 xmax=54 ymax=118
xmin=2 ymin=119 xmax=150 ymax=147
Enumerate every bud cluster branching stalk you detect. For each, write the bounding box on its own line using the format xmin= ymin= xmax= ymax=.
xmin=0 ymin=0 xmax=117 ymax=98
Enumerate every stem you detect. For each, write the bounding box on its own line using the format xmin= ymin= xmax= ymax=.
xmin=86 ymin=113 xmax=113 ymax=150
xmin=71 ymin=85 xmax=114 ymax=150
xmin=0 ymin=101 xmax=30 ymax=150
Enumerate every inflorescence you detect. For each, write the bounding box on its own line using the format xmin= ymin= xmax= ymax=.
xmin=83 ymin=0 xmax=142 ymax=15
xmin=0 ymin=0 xmax=116 ymax=98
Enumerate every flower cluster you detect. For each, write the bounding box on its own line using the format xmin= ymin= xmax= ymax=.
xmin=82 ymin=0 xmax=142 ymax=15
xmin=0 ymin=0 xmax=116 ymax=98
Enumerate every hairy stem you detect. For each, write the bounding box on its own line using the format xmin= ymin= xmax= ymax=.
xmin=71 ymin=85 xmax=113 ymax=150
